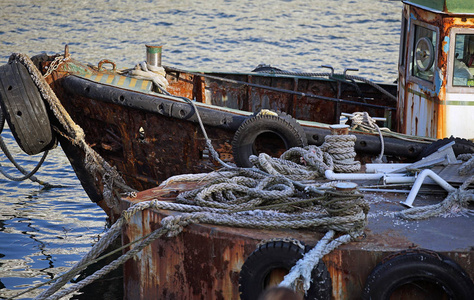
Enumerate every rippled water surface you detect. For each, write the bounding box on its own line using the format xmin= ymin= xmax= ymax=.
xmin=0 ymin=0 xmax=402 ymax=298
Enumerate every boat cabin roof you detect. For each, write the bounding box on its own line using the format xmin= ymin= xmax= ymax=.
xmin=404 ymin=0 xmax=474 ymax=15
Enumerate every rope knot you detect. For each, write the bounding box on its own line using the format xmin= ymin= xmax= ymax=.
xmin=161 ymin=214 xmax=203 ymax=237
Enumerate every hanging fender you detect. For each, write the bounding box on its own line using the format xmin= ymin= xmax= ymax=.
xmin=0 ymin=54 xmax=56 ymax=155
xmin=239 ymin=240 xmax=332 ymax=300
xmin=232 ymin=110 xmax=307 ymax=168
xmin=362 ymin=249 xmax=474 ymax=300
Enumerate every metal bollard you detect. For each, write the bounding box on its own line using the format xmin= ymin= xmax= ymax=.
xmin=146 ymin=45 xmax=162 ymax=67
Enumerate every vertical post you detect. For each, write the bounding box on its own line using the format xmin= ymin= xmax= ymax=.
xmin=146 ymin=45 xmax=163 ymax=67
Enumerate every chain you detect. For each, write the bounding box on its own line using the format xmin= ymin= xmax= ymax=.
xmin=43 ymin=55 xmax=66 ymax=78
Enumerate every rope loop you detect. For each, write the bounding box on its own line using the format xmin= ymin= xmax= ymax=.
xmin=349 ymin=112 xmax=385 ymax=163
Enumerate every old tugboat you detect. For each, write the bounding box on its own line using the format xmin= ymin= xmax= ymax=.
xmin=0 ymin=0 xmax=473 ymax=299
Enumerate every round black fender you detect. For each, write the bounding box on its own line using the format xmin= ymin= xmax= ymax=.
xmin=232 ymin=111 xmax=307 ymax=168
xmin=362 ymin=249 xmax=474 ymax=300
xmin=418 ymin=136 xmax=474 ymax=160
xmin=0 ymin=57 xmax=56 ymax=155
xmin=239 ymin=241 xmax=332 ymax=300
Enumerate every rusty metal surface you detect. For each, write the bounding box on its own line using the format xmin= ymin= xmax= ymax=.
xmin=38 ymin=54 xmax=437 ymax=224
xmin=397 ymin=4 xmax=474 ymax=138
xmin=39 ymin=56 xmax=408 ymax=199
xmin=120 ymin=182 xmax=473 ymax=300
xmin=196 ymin=73 xmax=397 ymax=126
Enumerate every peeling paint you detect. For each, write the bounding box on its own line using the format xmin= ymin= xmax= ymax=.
xmin=442 ymin=36 xmax=450 ymax=53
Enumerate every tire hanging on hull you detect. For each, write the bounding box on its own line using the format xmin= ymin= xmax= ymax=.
xmin=362 ymin=249 xmax=474 ymax=300
xmin=239 ymin=241 xmax=332 ymax=300
xmin=0 ymin=56 xmax=56 ymax=155
xmin=232 ymin=111 xmax=307 ymax=168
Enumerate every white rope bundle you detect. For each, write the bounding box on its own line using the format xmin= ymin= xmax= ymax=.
xmin=34 ymin=181 xmax=368 ymax=300
xmin=249 ymin=141 xmax=360 ymax=180
xmin=320 ymin=135 xmax=361 ymax=172
xmin=350 ymin=111 xmax=384 ymax=163
xmin=279 ymin=230 xmax=353 ymax=292
xmin=249 ymin=147 xmax=332 ymax=180
xmin=125 ymin=61 xmax=169 ymax=90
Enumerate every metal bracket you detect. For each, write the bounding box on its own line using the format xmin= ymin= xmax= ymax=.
xmin=321 ymin=65 xmax=334 ymax=77
xmin=392 ymin=141 xmax=460 ymax=174
xmin=343 ymin=67 xmax=359 ymax=77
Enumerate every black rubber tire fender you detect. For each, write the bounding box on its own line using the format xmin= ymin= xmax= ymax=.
xmin=0 ymin=58 xmax=56 ymax=155
xmin=418 ymin=137 xmax=474 ymax=160
xmin=232 ymin=111 xmax=307 ymax=168
xmin=239 ymin=241 xmax=332 ymax=300
xmin=362 ymin=250 xmax=474 ymax=300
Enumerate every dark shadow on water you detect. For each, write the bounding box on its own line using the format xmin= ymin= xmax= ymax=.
xmin=71 ymin=236 xmax=123 ymax=300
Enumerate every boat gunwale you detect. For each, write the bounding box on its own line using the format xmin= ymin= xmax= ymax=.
xmin=60 ymin=74 xmax=433 ymax=158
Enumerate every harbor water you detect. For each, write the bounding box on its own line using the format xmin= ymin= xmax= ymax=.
xmin=0 ymin=0 xmax=402 ymax=298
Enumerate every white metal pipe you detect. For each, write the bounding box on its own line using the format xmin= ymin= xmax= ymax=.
xmin=400 ymin=169 xmax=456 ymax=208
xmin=384 ymin=176 xmax=416 ymax=184
xmin=365 ymin=163 xmax=412 ymax=173
xmin=325 ymin=170 xmax=409 ymax=181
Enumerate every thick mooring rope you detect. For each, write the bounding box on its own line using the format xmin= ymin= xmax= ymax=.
xmin=31 ymin=145 xmax=368 ymax=299
xmin=279 ymin=230 xmax=353 ymax=292
xmin=249 ymin=143 xmax=359 ymax=181
xmin=320 ymin=135 xmax=361 ymax=172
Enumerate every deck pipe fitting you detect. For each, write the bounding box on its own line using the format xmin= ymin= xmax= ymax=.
xmin=324 ymin=170 xmax=411 ymax=183
xmin=324 ymin=169 xmax=456 ymax=208
xmin=146 ymin=45 xmax=162 ymax=67
xmin=335 ymin=182 xmax=358 ymax=192
xmin=400 ymin=169 xmax=456 ymax=208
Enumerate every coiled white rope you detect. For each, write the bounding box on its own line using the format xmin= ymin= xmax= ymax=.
xmin=350 ymin=111 xmax=384 ymax=163
xmin=122 ymin=61 xmax=169 ymax=90
xmin=249 ymin=143 xmax=359 ymax=181
xmin=320 ymin=135 xmax=361 ymax=172
xmin=31 ymin=174 xmax=367 ymax=300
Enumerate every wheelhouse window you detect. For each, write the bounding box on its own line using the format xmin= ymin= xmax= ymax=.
xmin=452 ymin=34 xmax=474 ymax=87
xmin=399 ymin=15 xmax=408 ymax=67
xmin=412 ymin=25 xmax=437 ymax=82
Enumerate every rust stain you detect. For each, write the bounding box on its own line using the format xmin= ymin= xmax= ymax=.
xmin=119 ymin=180 xmax=473 ymax=299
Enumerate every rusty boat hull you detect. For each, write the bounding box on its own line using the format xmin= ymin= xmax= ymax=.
xmin=33 ymin=54 xmax=437 ymax=216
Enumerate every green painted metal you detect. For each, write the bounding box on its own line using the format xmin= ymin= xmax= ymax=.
xmin=146 ymin=46 xmax=162 ymax=54
xmin=404 ymin=0 xmax=474 ymax=14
